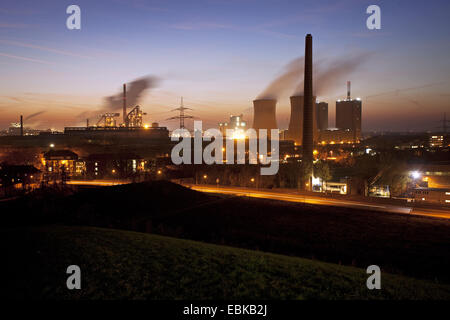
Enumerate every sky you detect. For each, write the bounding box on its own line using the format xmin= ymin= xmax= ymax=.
xmin=0 ymin=0 xmax=449 ymax=132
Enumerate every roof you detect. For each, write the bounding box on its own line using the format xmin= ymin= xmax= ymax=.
xmin=414 ymin=187 xmax=450 ymax=192
xmin=44 ymin=149 xmax=79 ymax=160
xmin=86 ymin=153 xmax=142 ymax=161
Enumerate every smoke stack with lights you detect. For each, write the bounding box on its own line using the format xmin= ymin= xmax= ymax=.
xmin=252 ymin=99 xmax=277 ymax=132
xmin=347 ymin=81 xmax=351 ymax=100
xmin=302 ymin=34 xmax=314 ymax=190
xmin=123 ymin=83 xmax=127 ymax=127
xmin=20 ymin=115 xmax=23 ymax=137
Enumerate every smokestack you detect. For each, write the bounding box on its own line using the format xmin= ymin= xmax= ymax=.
xmin=123 ymin=83 xmax=127 ymax=127
xmin=347 ymin=81 xmax=351 ymax=100
xmin=252 ymin=99 xmax=277 ymax=132
xmin=86 ymin=118 xmax=89 ymax=128
xmin=302 ymin=34 xmax=313 ymax=190
xmin=20 ymin=115 xmax=23 ymax=137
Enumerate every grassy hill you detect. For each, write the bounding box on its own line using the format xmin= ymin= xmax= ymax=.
xmin=1 ymin=180 xmax=450 ymax=284
xmin=1 ymin=225 xmax=449 ymax=300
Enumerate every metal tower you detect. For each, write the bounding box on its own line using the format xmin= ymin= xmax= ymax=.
xmin=166 ymin=97 xmax=194 ymax=129
xmin=436 ymin=112 xmax=449 ymax=133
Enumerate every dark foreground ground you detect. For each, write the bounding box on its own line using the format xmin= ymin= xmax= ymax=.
xmin=1 ymin=180 xmax=450 ymax=298
xmin=1 ymin=225 xmax=449 ymax=300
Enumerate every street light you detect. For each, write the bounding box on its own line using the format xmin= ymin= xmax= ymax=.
xmin=411 ymin=171 xmax=421 ymax=179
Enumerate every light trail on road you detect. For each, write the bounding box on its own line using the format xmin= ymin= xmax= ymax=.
xmin=186 ymin=185 xmax=450 ymax=220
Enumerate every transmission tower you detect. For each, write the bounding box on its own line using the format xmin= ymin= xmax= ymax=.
xmin=435 ymin=112 xmax=449 ymax=133
xmin=166 ymin=97 xmax=194 ymax=129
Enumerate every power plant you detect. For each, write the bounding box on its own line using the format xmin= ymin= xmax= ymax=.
xmin=286 ymin=95 xmax=317 ymax=145
xmin=63 ymin=82 xmax=168 ymax=139
xmin=316 ymin=102 xmax=328 ymax=131
xmin=252 ymin=99 xmax=277 ymax=132
xmin=335 ymin=81 xmax=362 ymax=142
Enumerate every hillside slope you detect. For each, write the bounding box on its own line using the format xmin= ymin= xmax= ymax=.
xmin=1 ymin=225 xmax=449 ymax=300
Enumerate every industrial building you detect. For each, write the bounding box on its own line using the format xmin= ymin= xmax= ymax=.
xmin=318 ymin=128 xmax=355 ymax=145
xmin=286 ymin=95 xmax=317 ymax=145
xmin=65 ymin=83 xmax=167 ymax=139
xmin=219 ymin=114 xmax=247 ymax=138
xmin=316 ymin=102 xmax=328 ymax=131
xmin=335 ymin=81 xmax=362 ymax=142
xmin=413 ymin=187 xmax=450 ymax=205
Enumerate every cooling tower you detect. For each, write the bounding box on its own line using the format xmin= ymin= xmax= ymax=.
xmin=252 ymin=99 xmax=277 ymax=131
xmin=287 ymin=95 xmax=317 ymax=145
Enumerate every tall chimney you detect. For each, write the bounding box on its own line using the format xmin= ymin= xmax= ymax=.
xmin=20 ymin=115 xmax=23 ymax=137
xmin=123 ymin=83 xmax=127 ymax=127
xmin=302 ymin=34 xmax=313 ymax=189
xmin=347 ymin=81 xmax=351 ymax=100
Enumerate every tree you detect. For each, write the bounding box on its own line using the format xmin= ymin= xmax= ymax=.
xmin=314 ymin=161 xmax=332 ymax=191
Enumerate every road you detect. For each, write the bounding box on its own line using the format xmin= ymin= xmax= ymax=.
xmin=67 ymin=180 xmax=130 ymax=187
xmin=64 ymin=180 xmax=450 ymax=219
xmin=185 ymin=184 xmax=450 ymax=219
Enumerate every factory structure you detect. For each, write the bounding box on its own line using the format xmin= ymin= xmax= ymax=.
xmin=64 ymin=83 xmax=168 ymax=139
xmin=252 ymin=81 xmax=362 ymax=146
xmin=219 ymin=114 xmax=247 ymax=138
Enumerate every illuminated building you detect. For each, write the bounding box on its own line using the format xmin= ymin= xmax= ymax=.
xmin=413 ymin=187 xmax=450 ymax=205
xmin=219 ymin=114 xmax=247 ymax=139
xmin=429 ymin=135 xmax=444 ymax=148
xmin=43 ymin=150 xmax=80 ymax=175
xmin=318 ymin=128 xmax=355 ymax=144
xmin=85 ymin=153 xmax=144 ymax=178
xmin=335 ymin=82 xmax=361 ymax=142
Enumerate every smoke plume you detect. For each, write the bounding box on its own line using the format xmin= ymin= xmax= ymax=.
xmin=103 ymin=76 xmax=159 ymax=111
xmin=256 ymin=57 xmax=304 ymax=100
xmin=25 ymin=110 xmax=46 ymax=121
xmin=295 ymin=53 xmax=371 ymax=96
xmin=256 ymin=53 xmax=370 ymax=99
xmin=78 ymin=76 xmax=159 ymax=123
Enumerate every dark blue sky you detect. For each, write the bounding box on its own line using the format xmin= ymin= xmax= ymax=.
xmin=0 ymin=0 xmax=449 ymax=131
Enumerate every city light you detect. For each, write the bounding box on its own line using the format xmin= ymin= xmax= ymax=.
xmin=411 ymin=171 xmax=421 ymax=179
xmin=312 ymin=177 xmax=321 ymax=186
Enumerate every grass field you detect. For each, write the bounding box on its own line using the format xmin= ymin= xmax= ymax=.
xmin=1 ymin=181 xmax=450 ymax=284
xmin=1 ymin=225 xmax=449 ymax=300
